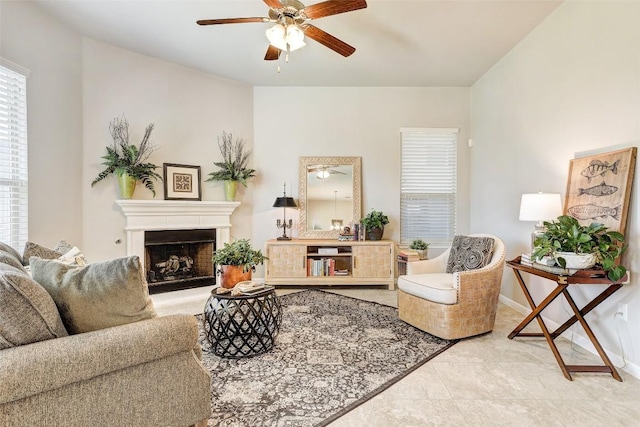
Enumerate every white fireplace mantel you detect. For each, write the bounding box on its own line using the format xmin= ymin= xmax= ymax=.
xmin=115 ymin=200 xmax=240 ymax=266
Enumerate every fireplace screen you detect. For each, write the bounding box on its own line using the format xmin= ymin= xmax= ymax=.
xmin=144 ymin=229 xmax=215 ymax=293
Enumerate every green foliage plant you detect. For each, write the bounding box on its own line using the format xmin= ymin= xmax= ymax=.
xmin=205 ymin=132 xmax=256 ymax=187
xmin=360 ymin=209 xmax=389 ymax=230
xmin=212 ymin=238 xmax=267 ymax=273
xmin=410 ymin=239 xmax=429 ymax=250
xmin=91 ymin=115 xmax=162 ymax=196
xmin=532 ymin=215 xmax=627 ymax=282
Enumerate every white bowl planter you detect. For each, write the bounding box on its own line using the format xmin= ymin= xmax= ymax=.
xmin=554 ymin=252 xmax=596 ymax=269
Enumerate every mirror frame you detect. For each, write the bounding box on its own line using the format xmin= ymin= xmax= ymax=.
xmin=298 ymin=156 xmax=362 ymax=239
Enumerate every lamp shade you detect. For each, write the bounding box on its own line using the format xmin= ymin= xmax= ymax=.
xmin=273 ymin=197 xmax=298 ymax=208
xmin=519 ymin=193 xmax=563 ymax=222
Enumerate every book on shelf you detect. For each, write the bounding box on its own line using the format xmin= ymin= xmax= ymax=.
xmin=318 ymin=247 xmax=339 ymax=255
xmin=531 ymin=262 xmax=576 ymax=276
xmin=307 ymin=258 xmax=336 ymax=277
xmin=398 ymin=250 xmax=420 ymax=262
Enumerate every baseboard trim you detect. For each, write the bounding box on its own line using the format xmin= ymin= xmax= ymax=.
xmin=498 ymin=294 xmax=640 ymax=380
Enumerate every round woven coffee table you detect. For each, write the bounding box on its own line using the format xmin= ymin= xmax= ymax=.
xmin=203 ymin=288 xmax=282 ymax=358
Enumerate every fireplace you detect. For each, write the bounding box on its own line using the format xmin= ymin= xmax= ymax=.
xmin=145 ymin=229 xmax=216 ymax=294
xmin=115 ymin=200 xmax=240 ymax=295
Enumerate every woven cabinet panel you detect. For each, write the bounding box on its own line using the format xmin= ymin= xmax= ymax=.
xmin=267 ymin=245 xmax=306 ymax=278
xmin=352 ymin=245 xmax=391 ymax=278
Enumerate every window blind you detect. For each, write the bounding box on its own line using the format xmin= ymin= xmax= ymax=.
xmin=0 ymin=61 xmax=28 ymax=251
xmin=400 ymin=128 xmax=458 ymax=247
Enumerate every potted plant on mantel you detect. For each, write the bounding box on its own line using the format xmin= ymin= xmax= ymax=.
xmin=205 ymin=131 xmax=256 ymax=201
xmin=532 ymin=215 xmax=627 ymax=282
xmin=213 ymin=238 xmax=267 ymax=288
xmin=91 ymin=115 xmax=162 ymax=199
xmin=360 ymin=209 xmax=389 ymax=241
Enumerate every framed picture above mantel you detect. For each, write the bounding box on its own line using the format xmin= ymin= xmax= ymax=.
xmin=564 ymin=147 xmax=637 ymax=236
xmin=163 ymin=163 xmax=202 ymax=201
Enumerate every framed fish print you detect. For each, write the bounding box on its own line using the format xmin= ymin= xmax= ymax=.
xmin=163 ymin=163 xmax=202 ymax=201
xmin=564 ymin=147 xmax=637 ymax=235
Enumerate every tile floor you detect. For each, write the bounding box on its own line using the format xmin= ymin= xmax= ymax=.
xmin=152 ymin=286 xmax=640 ymax=426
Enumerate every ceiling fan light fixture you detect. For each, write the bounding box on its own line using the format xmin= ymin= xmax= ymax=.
xmin=317 ymin=170 xmax=330 ymax=179
xmin=286 ymin=25 xmax=306 ymax=51
xmin=266 ymin=24 xmax=287 ymax=50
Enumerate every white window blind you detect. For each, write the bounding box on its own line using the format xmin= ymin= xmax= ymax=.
xmin=400 ymin=128 xmax=458 ymax=247
xmin=0 ymin=61 xmax=29 ymax=251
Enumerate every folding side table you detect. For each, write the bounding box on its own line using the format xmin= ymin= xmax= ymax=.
xmin=507 ymin=257 xmax=625 ymax=381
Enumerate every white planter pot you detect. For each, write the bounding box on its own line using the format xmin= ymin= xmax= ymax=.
xmin=554 ymin=251 xmax=596 ymax=269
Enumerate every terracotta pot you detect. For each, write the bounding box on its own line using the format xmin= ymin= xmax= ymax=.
xmin=220 ymin=264 xmax=252 ymax=288
xmin=118 ymin=172 xmax=136 ymax=199
xmin=366 ymin=226 xmax=384 ymax=241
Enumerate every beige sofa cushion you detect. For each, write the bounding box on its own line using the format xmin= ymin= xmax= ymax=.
xmin=0 ymin=263 xmax=68 ymax=349
xmin=0 ymin=243 xmax=24 ymax=265
xmin=0 ymin=250 xmax=27 ymax=273
xmin=30 ymin=256 xmax=157 ymax=334
xmin=397 ymin=273 xmax=457 ymax=305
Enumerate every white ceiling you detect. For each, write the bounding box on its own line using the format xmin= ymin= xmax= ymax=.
xmin=34 ymin=0 xmax=562 ymax=87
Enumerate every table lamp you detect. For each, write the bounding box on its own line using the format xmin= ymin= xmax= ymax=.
xmin=519 ymin=192 xmax=563 ymax=250
xmin=273 ymin=183 xmax=297 ymax=240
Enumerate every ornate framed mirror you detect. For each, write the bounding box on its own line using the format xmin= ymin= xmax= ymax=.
xmin=298 ymin=156 xmax=362 ymax=239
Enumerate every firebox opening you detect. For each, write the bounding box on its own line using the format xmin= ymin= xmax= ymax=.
xmin=144 ymin=229 xmax=216 ymax=294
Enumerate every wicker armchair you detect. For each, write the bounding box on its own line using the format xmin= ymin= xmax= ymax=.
xmin=397 ymin=234 xmax=506 ymax=340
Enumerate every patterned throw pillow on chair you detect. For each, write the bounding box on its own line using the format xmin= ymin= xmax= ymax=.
xmin=446 ymin=235 xmax=495 ymax=273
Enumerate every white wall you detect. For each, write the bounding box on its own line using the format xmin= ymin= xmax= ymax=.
xmin=0 ymin=1 xmax=83 ymax=249
xmin=82 ymin=39 xmax=254 ymax=261
xmin=471 ymin=1 xmax=640 ymax=374
xmin=253 ymin=86 xmax=471 ymax=275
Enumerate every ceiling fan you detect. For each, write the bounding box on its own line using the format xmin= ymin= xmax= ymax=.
xmin=308 ymin=165 xmax=347 ymax=179
xmin=197 ymin=0 xmax=367 ymax=61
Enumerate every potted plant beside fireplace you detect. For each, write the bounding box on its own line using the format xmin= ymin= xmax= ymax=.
xmin=213 ymin=238 xmax=267 ymax=288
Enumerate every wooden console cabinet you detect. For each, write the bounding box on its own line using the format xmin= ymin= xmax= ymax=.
xmin=265 ymin=239 xmax=395 ymax=290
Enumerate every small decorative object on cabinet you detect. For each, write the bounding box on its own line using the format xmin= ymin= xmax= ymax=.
xmin=360 ymin=209 xmax=389 ymax=241
xmin=265 ymin=239 xmax=394 ymax=290
xmin=213 ymin=239 xmax=267 ymax=288
xmin=273 ymin=182 xmax=298 ymax=240
xmin=205 ymin=131 xmax=256 ymax=201
xmin=91 ymin=115 xmax=162 ymax=198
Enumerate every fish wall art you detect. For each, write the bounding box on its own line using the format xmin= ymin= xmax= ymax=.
xmin=564 ymin=147 xmax=636 ymax=235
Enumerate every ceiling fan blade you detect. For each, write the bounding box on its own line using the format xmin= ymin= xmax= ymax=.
xmin=303 ymin=25 xmax=356 ymax=57
xmin=197 ymin=17 xmax=268 ymax=25
xmin=303 ymin=0 xmax=367 ymax=19
xmin=264 ymin=45 xmax=281 ymax=61
xmin=263 ymin=0 xmax=285 ymax=9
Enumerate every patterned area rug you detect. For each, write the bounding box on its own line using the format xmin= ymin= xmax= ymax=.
xmin=198 ymin=289 xmax=456 ymax=427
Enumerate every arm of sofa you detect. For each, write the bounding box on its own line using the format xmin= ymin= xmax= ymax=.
xmin=0 ymin=314 xmax=204 ymax=405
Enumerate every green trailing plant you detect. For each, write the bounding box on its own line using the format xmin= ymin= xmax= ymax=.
xmin=206 ymin=132 xmax=256 ymax=187
xmin=360 ymin=209 xmax=389 ymax=230
xmin=91 ymin=115 xmax=162 ymax=196
xmin=212 ymin=238 xmax=267 ymax=273
xmin=410 ymin=239 xmax=429 ymax=250
xmin=532 ymin=215 xmax=627 ymax=282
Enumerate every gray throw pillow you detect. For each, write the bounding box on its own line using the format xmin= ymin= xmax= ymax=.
xmin=0 ymin=250 xmax=26 ymax=272
xmin=446 ymin=235 xmax=495 ymax=273
xmin=0 ymin=242 xmax=24 ymax=265
xmin=0 ymin=263 xmax=68 ymax=349
xmin=53 ymin=240 xmax=74 ymax=254
xmin=23 ymin=241 xmax=64 ymax=264
xmin=30 ymin=256 xmax=157 ymax=334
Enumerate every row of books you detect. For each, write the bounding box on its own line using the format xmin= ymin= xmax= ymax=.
xmin=398 ymin=249 xmax=421 ymax=262
xmin=307 ymin=258 xmax=349 ymax=277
